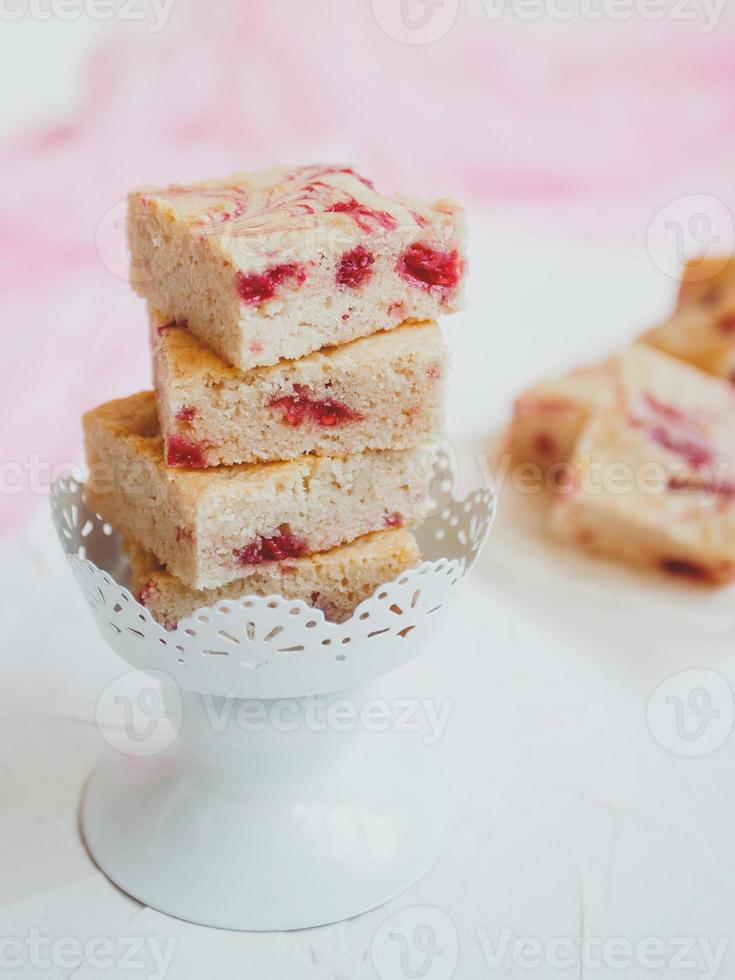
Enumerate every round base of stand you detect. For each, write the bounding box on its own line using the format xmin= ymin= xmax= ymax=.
xmin=81 ymin=711 xmax=447 ymax=931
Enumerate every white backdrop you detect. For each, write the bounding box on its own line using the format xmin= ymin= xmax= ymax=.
xmin=2 ymin=17 xmax=735 ymax=980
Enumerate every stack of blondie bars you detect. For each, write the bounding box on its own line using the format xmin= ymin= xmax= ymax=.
xmin=83 ymin=165 xmax=466 ymax=627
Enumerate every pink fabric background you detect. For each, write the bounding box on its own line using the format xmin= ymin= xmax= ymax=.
xmin=3 ymin=0 xmax=735 ymax=532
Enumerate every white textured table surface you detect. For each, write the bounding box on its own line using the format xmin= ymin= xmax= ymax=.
xmin=3 ymin=225 xmax=735 ymax=979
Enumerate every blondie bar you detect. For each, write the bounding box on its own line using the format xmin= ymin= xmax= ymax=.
xmin=551 ymin=410 xmax=735 ymax=584
xmin=152 ymin=313 xmax=448 ymax=466
xmin=83 ymin=392 xmax=433 ymax=590
xmin=126 ymin=529 xmax=421 ymax=629
xmin=129 ymin=164 xmax=466 ymax=370
xmin=643 ymin=257 xmax=735 ymax=379
xmin=509 ymin=343 xmax=735 ymax=474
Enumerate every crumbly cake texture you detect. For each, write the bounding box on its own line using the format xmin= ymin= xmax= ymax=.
xmin=643 ymin=258 xmax=735 ymax=379
xmin=151 ymin=312 xmax=448 ymax=466
xmin=551 ymin=410 xmax=735 ymax=585
xmin=128 ymin=164 xmax=467 ymax=370
xmin=83 ymin=391 xmax=433 ymax=591
xmin=125 ymin=528 xmax=421 ymax=629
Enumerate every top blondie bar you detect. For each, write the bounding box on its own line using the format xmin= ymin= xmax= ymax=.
xmin=128 ymin=164 xmax=467 ymax=370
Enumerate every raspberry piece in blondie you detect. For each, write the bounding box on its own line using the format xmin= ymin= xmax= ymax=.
xmin=126 ymin=529 xmax=421 ymax=629
xmin=642 ymin=257 xmax=735 ymax=380
xmin=128 ymin=164 xmax=466 ymax=370
xmin=397 ymin=242 xmax=461 ymax=291
xmin=151 ymin=314 xmax=447 ymax=466
xmin=336 ymin=245 xmax=375 ymax=288
xmin=83 ymin=392 xmax=433 ymax=590
xmin=268 ymin=387 xmax=363 ymax=428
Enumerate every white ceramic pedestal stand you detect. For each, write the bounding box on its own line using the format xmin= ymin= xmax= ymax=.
xmin=51 ymin=452 xmax=494 ymax=930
